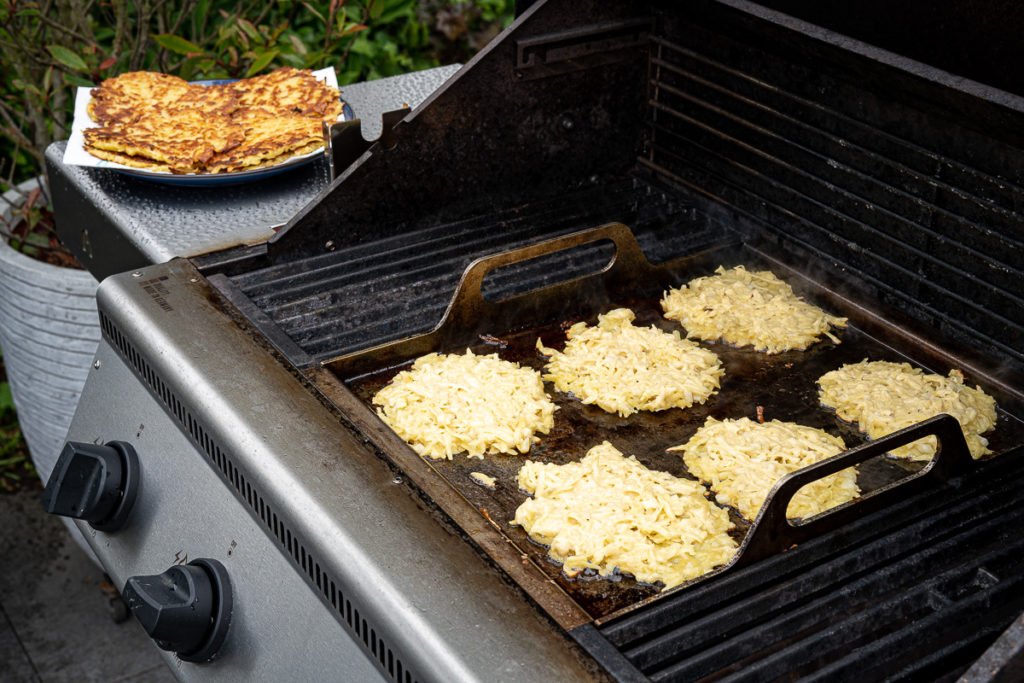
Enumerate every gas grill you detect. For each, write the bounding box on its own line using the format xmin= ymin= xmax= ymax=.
xmin=42 ymin=1 xmax=1024 ymax=681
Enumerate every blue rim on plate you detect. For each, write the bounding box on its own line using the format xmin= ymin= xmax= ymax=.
xmin=112 ymin=78 xmax=353 ymax=187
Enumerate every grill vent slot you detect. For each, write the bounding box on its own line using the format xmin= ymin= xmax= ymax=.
xmin=99 ymin=311 xmax=417 ymax=683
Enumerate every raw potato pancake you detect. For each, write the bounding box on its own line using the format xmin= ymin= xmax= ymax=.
xmin=661 ymin=265 xmax=848 ymax=353
xmin=372 ymin=350 xmax=556 ymax=460
xmin=818 ymin=360 xmax=997 ymax=460
xmin=670 ymin=417 xmax=859 ymax=520
xmin=537 ymin=308 xmax=723 ymax=417
xmin=82 ymin=67 xmax=342 ymax=174
xmin=514 ymin=441 xmax=737 ymax=589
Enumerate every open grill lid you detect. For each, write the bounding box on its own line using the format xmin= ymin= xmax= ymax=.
xmin=262 ymin=0 xmax=1024 ymax=262
xmin=216 ymin=0 xmax=1024 ymax=386
xmin=265 ymin=0 xmax=651 ymax=264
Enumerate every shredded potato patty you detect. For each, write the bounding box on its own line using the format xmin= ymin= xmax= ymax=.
xmin=818 ymin=360 xmax=997 ymax=460
xmin=670 ymin=417 xmax=858 ymax=520
xmin=513 ymin=442 xmax=737 ymax=589
xmin=660 ymin=265 xmax=847 ymax=353
xmin=372 ymin=350 xmax=556 ymax=460
xmin=537 ymin=308 xmax=723 ymax=417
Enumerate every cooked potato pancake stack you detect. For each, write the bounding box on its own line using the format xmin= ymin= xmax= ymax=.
xmin=372 ymin=350 xmax=556 ymax=460
xmin=514 ymin=441 xmax=738 ymax=590
xmin=83 ymin=67 xmax=343 ymax=174
xmin=818 ymin=360 xmax=997 ymax=460
xmin=670 ymin=417 xmax=859 ymax=520
xmin=537 ymin=308 xmax=723 ymax=417
xmin=661 ymin=265 xmax=847 ymax=353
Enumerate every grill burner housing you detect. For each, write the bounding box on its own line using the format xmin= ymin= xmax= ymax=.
xmin=118 ymin=0 xmax=1024 ymax=679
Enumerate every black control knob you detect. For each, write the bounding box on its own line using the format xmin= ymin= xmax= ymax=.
xmin=41 ymin=441 xmax=140 ymax=531
xmin=123 ymin=558 xmax=232 ymax=663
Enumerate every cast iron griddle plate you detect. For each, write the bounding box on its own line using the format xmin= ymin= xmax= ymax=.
xmin=342 ymin=245 xmax=1024 ymax=620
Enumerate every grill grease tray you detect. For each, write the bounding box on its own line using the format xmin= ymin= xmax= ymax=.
xmin=323 ymin=223 xmax=1024 ymax=621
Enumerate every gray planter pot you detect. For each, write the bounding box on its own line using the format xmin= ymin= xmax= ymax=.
xmin=0 ymin=177 xmax=101 ymax=563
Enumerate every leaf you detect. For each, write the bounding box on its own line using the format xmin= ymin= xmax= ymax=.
xmin=237 ymin=18 xmax=259 ymax=41
xmin=152 ymin=34 xmax=204 ymax=55
xmin=233 ymin=24 xmax=251 ymax=50
xmin=288 ymin=34 xmax=308 ymax=56
xmin=196 ymin=0 xmax=211 ymax=32
xmin=347 ymin=35 xmax=374 ymax=57
xmin=65 ymin=74 xmax=94 ymax=87
xmin=340 ymin=23 xmax=367 ymax=38
xmin=25 ymin=232 xmax=49 ymax=248
xmin=269 ymin=20 xmax=289 ymax=43
xmin=46 ymin=45 xmax=88 ymax=72
xmin=0 ymin=382 xmax=14 ymax=414
xmin=301 ymin=2 xmax=326 ymax=23
xmin=99 ymin=57 xmax=117 ymax=70
xmin=245 ymin=50 xmax=279 ymax=77
xmin=377 ymin=0 xmax=417 ymax=25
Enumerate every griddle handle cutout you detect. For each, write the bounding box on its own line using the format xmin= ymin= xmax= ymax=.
xmin=734 ymin=413 xmax=975 ymax=569
xmin=444 ymin=221 xmax=655 ymax=330
xmin=325 ymin=222 xmax=664 ymax=377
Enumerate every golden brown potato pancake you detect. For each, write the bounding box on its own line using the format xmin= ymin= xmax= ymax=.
xmin=82 ymin=67 xmax=343 ymax=174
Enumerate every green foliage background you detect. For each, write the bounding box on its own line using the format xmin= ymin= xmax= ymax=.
xmin=0 ymin=0 xmax=513 ymax=186
xmin=0 ymin=1 xmax=513 ymax=489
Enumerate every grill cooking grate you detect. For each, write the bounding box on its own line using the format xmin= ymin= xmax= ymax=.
xmin=586 ymin=450 xmax=1024 ymax=681
xmin=641 ymin=8 xmax=1024 ymax=375
xmin=222 ymin=179 xmax=725 ymax=365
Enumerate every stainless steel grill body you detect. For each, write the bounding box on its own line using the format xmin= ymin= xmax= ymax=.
xmin=49 ymin=0 xmax=1024 ymax=679
xmin=66 ymin=339 xmax=383 ymax=682
xmin=71 ymin=259 xmax=595 ymax=682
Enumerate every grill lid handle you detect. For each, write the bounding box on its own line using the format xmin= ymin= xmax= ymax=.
xmin=734 ymin=413 xmax=976 ymax=570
